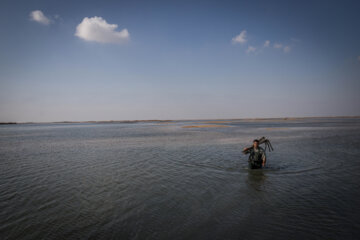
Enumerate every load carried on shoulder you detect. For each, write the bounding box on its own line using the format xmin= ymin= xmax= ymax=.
xmin=243 ymin=137 xmax=273 ymax=169
xmin=242 ymin=136 xmax=273 ymax=154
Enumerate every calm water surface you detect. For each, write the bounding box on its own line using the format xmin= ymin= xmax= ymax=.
xmin=1 ymin=118 xmax=360 ymax=239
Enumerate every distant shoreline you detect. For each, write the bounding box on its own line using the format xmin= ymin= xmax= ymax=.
xmin=1 ymin=116 xmax=360 ymax=125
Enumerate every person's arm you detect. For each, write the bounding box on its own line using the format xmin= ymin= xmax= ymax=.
xmin=242 ymin=147 xmax=251 ymax=154
xmin=262 ymin=151 xmax=266 ymax=167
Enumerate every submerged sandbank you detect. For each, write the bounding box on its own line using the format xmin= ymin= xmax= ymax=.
xmin=182 ymin=125 xmax=230 ymax=128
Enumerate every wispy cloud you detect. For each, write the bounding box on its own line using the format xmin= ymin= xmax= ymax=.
xmin=263 ymin=40 xmax=270 ymax=47
xmin=283 ymin=46 xmax=291 ymax=53
xmin=232 ymin=30 xmax=247 ymax=44
xmin=232 ymin=30 xmax=295 ymax=55
xmin=75 ymin=16 xmax=130 ymax=44
xmin=246 ymin=46 xmax=256 ymax=54
xmin=29 ymin=10 xmax=51 ymax=25
xmin=273 ymin=43 xmax=283 ymax=49
xmin=274 ymin=43 xmax=291 ymax=53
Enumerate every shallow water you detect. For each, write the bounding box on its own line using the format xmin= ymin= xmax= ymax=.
xmin=1 ymin=118 xmax=360 ymax=240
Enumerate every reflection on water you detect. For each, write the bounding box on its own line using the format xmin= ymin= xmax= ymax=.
xmin=247 ymin=170 xmax=267 ymax=192
xmin=0 ymin=118 xmax=360 ymax=240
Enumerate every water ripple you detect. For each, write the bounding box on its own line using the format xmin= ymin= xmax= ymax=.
xmin=1 ymin=119 xmax=360 ymax=239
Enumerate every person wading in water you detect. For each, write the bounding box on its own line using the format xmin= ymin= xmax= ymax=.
xmin=243 ymin=139 xmax=266 ymax=169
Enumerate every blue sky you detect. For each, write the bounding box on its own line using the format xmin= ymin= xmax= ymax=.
xmin=0 ymin=0 xmax=359 ymax=122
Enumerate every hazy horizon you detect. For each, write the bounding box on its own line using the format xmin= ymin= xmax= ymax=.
xmin=2 ymin=115 xmax=360 ymax=124
xmin=1 ymin=0 xmax=359 ymax=122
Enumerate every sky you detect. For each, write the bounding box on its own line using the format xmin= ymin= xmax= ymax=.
xmin=0 ymin=0 xmax=359 ymax=122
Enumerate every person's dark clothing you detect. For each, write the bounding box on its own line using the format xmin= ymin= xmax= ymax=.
xmin=248 ymin=147 xmax=266 ymax=169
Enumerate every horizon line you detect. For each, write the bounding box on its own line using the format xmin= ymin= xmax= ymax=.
xmin=1 ymin=115 xmax=360 ymax=125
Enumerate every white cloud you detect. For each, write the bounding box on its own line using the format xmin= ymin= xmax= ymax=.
xmin=283 ymin=46 xmax=291 ymax=53
xmin=231 ymin=32 xmax=293 ymax=55
xmin=246 ymin=46 xmax=256 ymax=54
xmin=232 ymin=30 xmax=247 ymax=44
xmin=273 ymin=43 xmax=283 ymax=49
xmin=29 ymin=10 xmax=51 ymax=25
xmin=75 ymin=16 xmax=130 ymax=43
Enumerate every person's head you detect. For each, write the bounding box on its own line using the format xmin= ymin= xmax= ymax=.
xmin=253 ymin=139 xmax=259 ymax=148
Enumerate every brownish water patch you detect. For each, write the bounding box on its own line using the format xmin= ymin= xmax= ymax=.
xmin=182 ymin=125 xmax=230 ymax=128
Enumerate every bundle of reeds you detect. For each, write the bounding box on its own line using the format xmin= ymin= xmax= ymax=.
xmin=242 ymin=137 xmax=274 ymax=154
